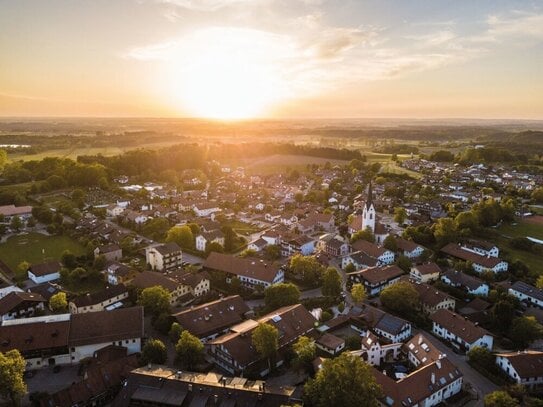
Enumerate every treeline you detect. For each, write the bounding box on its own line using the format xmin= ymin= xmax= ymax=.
xmin=376 ymin=144 xmax=419 ymax=154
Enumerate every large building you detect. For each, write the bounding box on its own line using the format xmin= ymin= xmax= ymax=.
xmin=145 ymin=242 xmax=183 ymax=271
xmin=0 ymin=306 xmax=144 ymax=370
xmin=431 ymin=309 xmax=493 ymax=352
xmin=495 ymin=351 xmax=543 ymax=389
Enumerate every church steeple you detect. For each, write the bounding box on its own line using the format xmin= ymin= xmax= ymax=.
xmin=367 ymin=180 xmax=373 ymax=208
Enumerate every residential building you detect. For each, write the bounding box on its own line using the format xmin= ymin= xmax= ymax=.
xmin=104 ymin=261 xmax=137 ymax=286
xmin=495 ymin=351 xmax=543 ymax=389
xmin=508 ymin=281 xmax=543 ymax=309
xmin=27 ymin=261 xmax=62 ymax=284
xmin=208 ymin=304 xmax=315 ymax=376
xmin=347 ymin=265 xmax=404 ymax=296
xmin=0 ymin=291 xmax=46 ymax=321
xmin=195 ymin=230 xmax=225 ymax=252
xmin=172 ymin=295 xmax=251 ymax=342
xmin=403 ymin=333 xmax=443 ymax=368
xmin=354 ymin=305 xmax=412 ymax=343
xmin=351 ymin=240 xmax=395 ymax=265
xmin=431 ymin=309 xmax=493 ymax=352
xmin=410 ymin=262 xmax=441 ymax=283
xmin=441 ymin=270 xmax=489 ymax=296
xmin=0 ymin=204 xmax=32 ymax=221
xmin=68 ymin=284 xmax=128 ymax=314
xmin=351 ymin=332 xmax=402 ymax=366
xmin=204 ymin=252 xmax=284 ymax=288
xmin=411 ymin=282 xmax=456 ymax=314
xmin=145 ymin=242 xmax=183 ymax=271
xmin=193 ymin=202 xmax=221 ymax=217
xmin=461 ymin=240 xmax=499 ymax=258
xmin=441 ymin=243 xmax=508 ymax=273
xmin=94 ymin=244 xmax=122 ymax=262
xmin=281 ymin=235 xmax=316 ymax=257
xmin=395 ymin=237 xmax=425 ymax=259
xmin=316 ymin=333 xmax=345 ymax=355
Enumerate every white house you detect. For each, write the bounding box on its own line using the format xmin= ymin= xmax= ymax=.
xmin=441 ymin=243 xmax=508 ymax=274
xmin=441 ymin=270 xmax=489 ymax=297
xmin=410 ymin=262 xmax=441 ymax=283
xmin=145 ymin=242 xmax=183 ymax=271
xmin=495 ymin=351 xmax=543 ymax=389
xmin=193 ymin=202 xmax=221 ymax=217
xmin=351 ymin=331 xmax=402 ymax=366
xmin=195 ymin=230 xmax=225 ymax=252
xmin=431 ymin=309 xmax=493 ymax=352
xmin=508 ymin=281 xmax=543 ymax=309
xmin=396 ymin=237 xmax=425 ymax=259
xmin=27 ymin=261 xmax=62 ymax=284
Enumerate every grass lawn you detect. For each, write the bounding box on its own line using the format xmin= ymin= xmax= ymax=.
xmin=223 ymin=220 xmax=262 ymax=235
xmin=0 ymin=232 xmax=86 ymax=275
xmin=497 ymin=220 xmax=543 ymax=241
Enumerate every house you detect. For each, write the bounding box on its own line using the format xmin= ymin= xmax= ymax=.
xmin=298 ymin=213 xmax=335 ymax=233
xmin=172 ymin=295 xmax=251 ymax=342
xmin=0 ymin=204 xmax=32 ymax=221
xmin=395 ymin=237 xmax=425 ymax=259
xmin=27 ymin=283 xmax=60 ymax=302
xmin=112 ymin=366 xmax=301 ymax=407
xmin=68 ymin=284 xmax=129 ymax=314
xmin=351 ymin=331 xmax=402 ymax=366
xmin=195 ymin=230 xmax=225 ymax=252
xmin=106 ymin=205 xmax=125 ymax=217
xmin=204 ymin=252 xmax=284 ymax=288
xmin=94 ymin=244 xmax=122 ymax=262
xmin=316 ymin=333 xmax=345 ymax=355
xmin=403 ymin=333 xmax=444 ymax=368
xmin=104 ymin=261 xmax=137 ymax=286
xmin=341 ymin=251 xmax=378 ymax=270
xmin=441 ymin=270 xmax=489 ymax=296
xmin=0 ymin=291 xmax=46 ymax=321
xmin=281 ymin=235 xmax=316 ymax=257
xmin=461 ymin=240 xmax=499 ymax=258
xmin=508 ymin=281 xmax=543 ymax=309
xmin=411 ymin=282 xmax=456 ymax=314
xmin=431 ymin=309 xmax=493 ymax=352
xmin=209 ymin=304 xmax=316 ymax=376
xmin=131 ymin=271 xmax=210 ymax=306
xmin=28 ymin=261 xmax=62 ymax=284
xmin=354 ymin=305 xmax=412 ymax=343
xmin=261 ymin=230 xmax=282 ymax=245
xmin=248 ymin=237 xmax=268 ymax=252
xmin=373 ymin=356 xmax=463 ymax=407
xmin=0 ymin=285 xmax=23 ymax=299
xmin=410 ymin=262 xmax=441 ymax=283
xmin=145 ymin=242 xmax=183 ymax=271
xmin=323 ymin=236 xmax=349 ymax=257
xmin=347 ymin=265 xmax=404 ymax=296
xmin=495 ymin=351 xmax=543 ymax=389
xmin=0 ymin=307 xmax=144 ymax=370
xmin=193 ymin=202 xmax=221 ymax=217
xmin=441 ymin=243 xmax=508 ymax=273
xmin=351 ymin=240 xmax=395 ymax=265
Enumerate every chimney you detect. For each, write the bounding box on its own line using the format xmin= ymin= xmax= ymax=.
xmin=431 ymin=373 xmax=435 ymax=384
xmin=418 ymin=336 xmax=423 ymax=345
xmin=436 ymin=359 xmax=441 ymax=369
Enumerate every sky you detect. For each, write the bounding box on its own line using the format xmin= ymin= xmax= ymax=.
xmin=0 ymin=0 xmax=542 ymax=119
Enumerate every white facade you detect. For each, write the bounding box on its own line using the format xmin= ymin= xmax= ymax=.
xmin=432 ymin=322 xmax=493 ymax=352
xmin=496 ymin=353 xmax=543 ymax=388
xmin=27 ymin=270 xmax=60 ymax=284
xmin=70 ymin=338 xmax=141 ymax=364
xmin=362 ymin=203 xmax=376 ymax=233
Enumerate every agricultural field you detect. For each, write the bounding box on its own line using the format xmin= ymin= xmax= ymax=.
xmin=0 ymin=232 xmax=86 ymax=276
xmin=497 ymin=218 xmax=543 ymax=240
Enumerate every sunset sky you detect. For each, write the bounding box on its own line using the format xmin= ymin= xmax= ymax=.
xmin=0 ymin=0 xmax=542 ymax=119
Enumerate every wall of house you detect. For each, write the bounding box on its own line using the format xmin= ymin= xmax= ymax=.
xmin=28 ymin=271 xmax=60 ymax=284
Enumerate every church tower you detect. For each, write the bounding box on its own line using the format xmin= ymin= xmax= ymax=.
xmin=362 ymin=180 xmax=376 ymax=233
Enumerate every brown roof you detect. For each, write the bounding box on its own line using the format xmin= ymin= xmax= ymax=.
xmin=0 ymin=316 xmax=70 ymax=354
xmin=96 ymin=244 xmax=121 ymax=254
xmin=396 ymin=237 xmax=421 ymax=253
xmin=351 ymin=240 xmax=387 ymax=258
xmin=173 ymin=295 xmax=250 ymax=338
xmin=209 ymin=304 xmax=315 ymax=368
xmin=441 ymin=243 xmax=504 ymax=268
xmin=413 ymin=262 xmax=441 ymax=276
xmin=403 ymin=333 xmax=442 ymax=366
xmin=495 ymin=351 xmax=543 ymax=379
xmin=131 ymin=271 xmax=179 ymax=292
xmin=411 ymin=283 xmax=454 ymax=308
xmin=71 ymin=284 xmax=128 ymax=308
xmin=373 ymin=357 xmax=462 ymax=407
xmin=0 ymin=205 xmax=32 ymax=217
xmin=169 ymin=271 xmax=209 ymax=288
xmin=0 ymin=291 xmax=46 ymax=315
xmin=204 ymin=252 xmax=281 ymax=284
xmin=430 ymin=309 xmax=491 ymax=344
xmin=351 ymin=265 xmax=404 ymax=285
xmin=69 ymin=306 xmax=144 ymax=347
xmin=442 ymin=270 xmax=486 ymax=291
xmin=316 ymin=333 xmax=344 ymax=350
xmin=29 ymin=261 xmax=62 ymax=277
xmin=154 ymin=242 xmax=182 ymax=255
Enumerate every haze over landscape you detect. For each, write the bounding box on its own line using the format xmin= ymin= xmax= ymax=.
xmin=1 ymin=0 xmax=542 ymax=119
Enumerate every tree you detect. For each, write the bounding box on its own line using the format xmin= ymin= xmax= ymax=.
xmin=433 ymin=217 xmax=458 ymax=247
xmin=138 ymin=286 xmax=171 ymax=316
xmin=492 ymin=300 xmax=515 ymax=330
xmin=61 ymin=250 xmax=78 ymax=269
xmin=393 ymin=207 xmax=407 ymax=224
xmin=322 ymin=267 xmax=342 ymax=297
xmin=222 ymin=226 xmax=236 ymax=252
xmin=205 ymin=241 xmax=224 ymax=256
xmin=0 ymin=349 xmax=27 ymax=406
xmin=467 ymin=346 xmax=495 ymax=370
xmin=142 ymin=218 xmax=170 ymax=241
xmin=166 ymin=225 xmax=194 ymax=249
xmin=252 ymin=322 xmax=279 ymax=373
xmin=264 ymin=283 xmax=300 ymax=311
xmin=351 ymin=227 xmax=375 ymax=243
xmin=0 ymin=149 xmax=7 ymax=171
xmin=380 ymin=282 xmax=420 ymax=317
xmin=264 ymin=244 xmax=281 ymax=260
xmin=455 ymin=211 xmax=479 ymax=235
xmin=395 ymin=255 xmax=412 ymax=272
xmin=16 ymin=261 xmax=30 ymax=280
xmin=93 ymin=254 xmax=107 ymax=270
xmin=344 ymin=262 xmax=356 ymax=274
xmin=531 ymin=187 xmax=543 ymax=203
xmin=239 ymin=248 xmax=256 ymax=258
xmin=484 ymin=391 xmax=518 ymax=407
xmin=71 ymin=189 xmax=86 ymax=208
xmin=383 ymin=235 xmax=397 ymax=252
xmin=536 ymin=275 xmax=543 ymax=289
xmin=141 ymin=338 xmax=167 ymax=364
xmin=304 ymin=353 xmax=381 ymax=407
xmin=49 ymin=292 xmax=67 ymax=313
xmin=508 ymin=316 xmax=543 ymax=349
xmin=175 ymin=331 xmax=204 ymax=369
xmin=10 ymin=216 xmax=22 ymax=232
xmin=289 ymin=254 xmax=324 ymax=285
xmin=169 ymin=322 xmax=184 ymax=343
xmin=351 ymin=283 xmax=367 ymax=305
xmin=293 ymin=336 xmax=316 ymax=372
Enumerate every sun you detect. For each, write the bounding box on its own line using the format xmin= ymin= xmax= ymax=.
xmin=167 ymin=28 xmax=290 ymax=120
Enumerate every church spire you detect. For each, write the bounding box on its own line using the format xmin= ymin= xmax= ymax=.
xmin=367 ymin=179 xmax=373 ymax=207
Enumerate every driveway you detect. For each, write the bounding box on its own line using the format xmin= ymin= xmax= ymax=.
xmin=415 ymin=328 xmax=498 ymax=406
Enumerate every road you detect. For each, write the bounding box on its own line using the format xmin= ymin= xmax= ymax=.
xmin=245 ymin=287 xmax=322 ymax=309
xmin=415 ymin=328 xmax=498 ymax=406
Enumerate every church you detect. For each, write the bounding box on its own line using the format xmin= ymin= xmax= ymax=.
xmin=348 ymin=181 xmax=389 ymax=244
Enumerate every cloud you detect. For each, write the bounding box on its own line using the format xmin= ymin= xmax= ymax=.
xmin=156 ymin=0 xmax=260 ymax=12
xmin=472 ymin=10 xmax=543 ymax=43
xmin=304 ymin=27 xmax=379 ymax=59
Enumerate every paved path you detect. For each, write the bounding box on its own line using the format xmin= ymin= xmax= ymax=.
xmin=415 ymin=328 xmax=498 ymax=406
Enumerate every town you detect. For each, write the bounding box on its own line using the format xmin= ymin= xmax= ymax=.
xmin=0 ymin=137 xmax=542 ymax=407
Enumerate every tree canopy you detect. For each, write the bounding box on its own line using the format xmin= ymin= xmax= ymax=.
xmin=166 ymin=225 xmax=194 ymax=249
xmin=175 ymin=331 xmax=204 ymax=369
xmin=49 ymin=292 xmax=68 ymax=313
xmin=252 ymin=323 xmax=279 ymax=372
xmin=141 ymin=338 xmax=167 ymax=365
xmin=380 ymin=282 xmax=420 ymax=318
xmin=264 ymin=283 xmax=300 ymax=311
xmin=0 ymin=350 xmax=27 ymax=406
xmin=138 ymin=286 xmax=171 ymax=316
xmin=322 ymin=267 xmax=342 ymax=297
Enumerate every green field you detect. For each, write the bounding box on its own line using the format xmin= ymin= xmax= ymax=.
xmin=493 ymin=220 xmax=543 ymax=274
xmin=497 ymin=220 xmax=543 ymax=240
xmin=0 ymin=233 xmax=86 ymax=275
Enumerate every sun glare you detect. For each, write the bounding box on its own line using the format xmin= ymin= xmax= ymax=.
xmin=168 ymin=28 xmax=291 ymax=120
